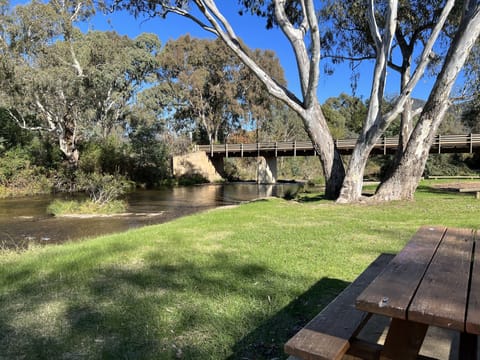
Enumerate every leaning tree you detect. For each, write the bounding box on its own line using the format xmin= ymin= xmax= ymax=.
xmin=111 ymin=0 xmax=480 ymax=202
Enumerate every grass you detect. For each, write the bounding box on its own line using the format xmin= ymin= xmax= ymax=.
xmin=47 ymin=199 xmax=127 ymax=216
xmin=1 ymin=181 xmax=480 ymax=359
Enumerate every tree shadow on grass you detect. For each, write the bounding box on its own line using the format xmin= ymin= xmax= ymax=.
xmin=228 ymin=277 xmax=349 ymax=360
xmin=1 ymin=242 xmax=339 ymax=359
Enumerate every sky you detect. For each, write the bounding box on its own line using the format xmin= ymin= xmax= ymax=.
xmin=79 ymin=3 xmax=437 ymax=104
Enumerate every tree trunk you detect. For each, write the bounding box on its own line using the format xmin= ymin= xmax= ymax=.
xmin=302 ymin=101 xmax=345 ymax=199
xmin=374 ymin=120 xmax=436 ymax=201
xmin=374 ymin=5 xmax=480 ymax=201
xmin=58 ymin=115 xmax=79 ymax=167
xmin=399 ymin=70 xmax=413 ymax=155
xmin=336 ymin=135 xmax=372 ymax=203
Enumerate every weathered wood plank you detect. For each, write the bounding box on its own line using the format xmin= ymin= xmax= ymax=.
xmin=466 ymin=229 xmax=480 ymax=334
xmin=356 ymin=226 xmax=446 ymax=320
xmin=284 ymin=253 xmax=393 ymax=360
xmin=409 ymin=227 xmax=475 ymax=331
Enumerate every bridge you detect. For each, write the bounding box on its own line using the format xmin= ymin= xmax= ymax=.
xmin=195 ymin=133 xmax=480 ymax=158
xmin=173 ymin=133 xmax=480 ymax=184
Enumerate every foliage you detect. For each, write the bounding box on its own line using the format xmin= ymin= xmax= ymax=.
xmin=128 ymin=123 xmax=171 ymax=186
xmin=1 ymin=0 xmax=160 ymax=165
xmin=155 ymin=35 xmax=285 ymax=145
xmin=0 ymin=147 xmax=52 ymax=197
xmin=322 ymin=94 xmax=367 ymax=138
xmin=75 ymin=172 xmax=133 ymax=205
xmin=424 ymin=154 xmax=477 ymax=177
xmin=0 ymin=108 xmax=33 ymax=152
xmin=2 ymin=184 xmax=480 ymax=358
xmin=47 ymin=198 xmax=127 ymax=216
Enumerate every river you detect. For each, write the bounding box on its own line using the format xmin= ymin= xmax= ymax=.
xmin=0 ymin=183 xmax=301 ymax=249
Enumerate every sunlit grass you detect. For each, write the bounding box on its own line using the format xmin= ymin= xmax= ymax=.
xmin=1 ymin=180 xmax=479 ymax=359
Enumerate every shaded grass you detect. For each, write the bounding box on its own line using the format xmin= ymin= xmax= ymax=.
xmin=1 ymin=181 xmax=480 ymax=359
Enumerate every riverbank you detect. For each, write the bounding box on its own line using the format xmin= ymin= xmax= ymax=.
xmin=1 ymin=182 xmax=479 ymax=358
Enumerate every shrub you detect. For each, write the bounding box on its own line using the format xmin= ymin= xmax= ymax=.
xmin=0 ymin=147 xmax=52 ymax=197
xmin=47 ymin=199 xmax=127 ymax=216
xmin=76 ymin=172 xmax=133 ymax=205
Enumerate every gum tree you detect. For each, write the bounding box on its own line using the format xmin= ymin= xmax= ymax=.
xmin=1 ymin=0 xmax=160 ymax=166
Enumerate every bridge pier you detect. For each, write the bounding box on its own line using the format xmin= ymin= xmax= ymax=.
xmin=172 ymin=152 xmax=224 ymax=182
xmin=257 ymin=157 xmax=277 ymax=184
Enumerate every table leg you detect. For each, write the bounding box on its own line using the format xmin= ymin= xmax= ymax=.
xmin=380 ymin=318 xmax=428 ymax=360
xmin=459 ymin=332 xmax=477 ymax=360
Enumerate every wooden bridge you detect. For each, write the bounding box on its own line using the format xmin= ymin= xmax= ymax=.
xmin=195 ymin=133 xmax=480 ymax=158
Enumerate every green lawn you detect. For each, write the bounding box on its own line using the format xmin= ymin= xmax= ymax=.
xmin=1 ymin=182 xmax=479 ymax=359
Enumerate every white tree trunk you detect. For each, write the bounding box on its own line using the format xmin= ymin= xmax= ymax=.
xmin=302 ymin=101 xmax=345 ymax=198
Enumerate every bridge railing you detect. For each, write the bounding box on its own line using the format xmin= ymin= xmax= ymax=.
xmin=194 ymin=133 xmax=480 ymax=157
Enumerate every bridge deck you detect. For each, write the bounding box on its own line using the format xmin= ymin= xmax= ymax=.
xmin=195 ymin=134 xmax=480 ymax=158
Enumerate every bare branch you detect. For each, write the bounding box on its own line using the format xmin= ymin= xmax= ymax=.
xmin=274 ymin=0 xmax=310 ymax=98
xmin=364 ymin=0 xmax=397 ymax=131
xmin=304 ymin=0 xmax=320 ymax=108
xmin=383 ymin=0 xmax=455 ymax=124
xmin=367 ymin=0 xmax=382 ymax=50
xmin=6 ymin=108 xmax=50 ymax=132
xmin=163 ymin=5 xmax=217 ymax=35
xmin=190 ymin=0 xmax=305 ymax=114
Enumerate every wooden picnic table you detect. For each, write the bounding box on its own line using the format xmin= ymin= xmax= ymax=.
xmin=356 ymin=226 xmax=480 ymax=359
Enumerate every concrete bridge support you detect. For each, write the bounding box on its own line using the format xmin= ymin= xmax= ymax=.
xmin=172 ymin=152 xmax=224 ymax=182
xmin=257 ymin=156 xmax=277 ymax=184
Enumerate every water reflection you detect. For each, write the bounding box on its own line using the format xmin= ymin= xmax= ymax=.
xmin=0 ymin=183 xmax=300 ymax=248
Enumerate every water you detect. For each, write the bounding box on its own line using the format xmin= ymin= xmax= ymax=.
xmin=0 ymin=183 xmax=301 ymax=248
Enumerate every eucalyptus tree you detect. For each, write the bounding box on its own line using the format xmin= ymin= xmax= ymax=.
xmin=321 ymin=0 xmax=480 ymax=201
xmin=322 ymin=94 xmax=367 ymax=138
xmin=156 ymin=35 xmax=285 ymax=144
xmin=157 ymin=35 xmax=243 ymax=144
xmin=80 ymin=31 xmax=161 ymax=139
xmin=112 ymin=0 xmax=480 ymax=202
xmin=1 ymin=0 xmax=160 ymax=166
xmin=0 ymin=0 xmax=94 ymax=165
xmin=238 ymin=47 xmax=287 ymax=142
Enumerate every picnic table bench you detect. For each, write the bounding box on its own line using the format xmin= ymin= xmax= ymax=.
xmin=285 ymin=226 xmax=480 ymax=360
xmin=284 ymin=253 xmax=394 ymax=360
xmin=456 ymin=187 xmax=480 ymax=199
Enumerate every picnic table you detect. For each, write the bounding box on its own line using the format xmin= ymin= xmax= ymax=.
xmin=356 ymin=226 xmax=480 ymax=359
xmin=285 ymin=226 xmax=480 ymax=360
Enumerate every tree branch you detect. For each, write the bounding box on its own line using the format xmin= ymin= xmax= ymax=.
xmin=364 ymin=0 xmax=397 ymax=132
xmin=274 ymin=0 xmax=310 ymax=98
xmin=304 ymin=0 xmax=320 ymax=108
xmin=383 ymin=0 xmax=455 ymax=125
xmin=188 ymin=0 xmax=305 ymax=114
xmin=367 ymin=0 xmax=382 ymax=51
xmin=163 ymin=5 xmax=218 ymax=35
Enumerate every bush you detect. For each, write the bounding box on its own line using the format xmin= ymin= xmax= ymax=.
xmin=0 ymin=147 xmax=52 ymax=197
xmin=76 ymin=172 xmax=134 ymax=205
xmin=47 ymin=199 xmax=127 ymax=216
